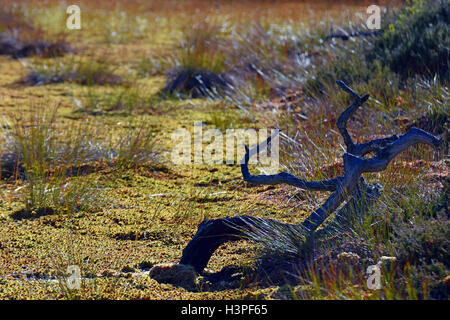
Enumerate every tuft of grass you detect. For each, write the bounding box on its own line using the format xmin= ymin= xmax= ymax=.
xmin=1 ymin=106 xmax=161 ymax=215
xmin=242 ymin=192 xmax=448 ymax=299
xmin=409 ymin=79 xmax=449 ymax=149
xmin=0 ymin=7 xmax=73 ymax=59
xmin=110 ymin=119 xmax=161 ymax=170
xmin=177 ymin=20 xmax=228 ymax=74
xmin=159 ymin=20 xmax=232 ymax=99
xmin=162 ymin=67 xmax=233 ymax=99
xmin=154 ymin=19 xmax=317 ymax=100
xmin=19 ymin=56 xmax=123 ymax=86
xmin=2 ymin=106 xmax=104 ymax=215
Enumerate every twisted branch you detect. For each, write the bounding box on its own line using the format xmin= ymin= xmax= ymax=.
xmin=179 ymin=80 xmax=442 ymax=273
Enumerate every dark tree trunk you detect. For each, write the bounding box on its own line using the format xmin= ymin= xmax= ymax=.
xmin=179 ymin=216 xmax=289 ymax=273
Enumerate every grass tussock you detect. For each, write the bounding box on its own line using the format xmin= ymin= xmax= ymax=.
xmin=149 ymin=19 xmax=320 ymax=100
xmin=111 ymin=120 xmax=161 ymax=170
xmin=159 ymin=20 xmax=232 ymax=98
xmin=0 ymin=8 xmax=73 ymax=58
xmin=19 ymin=56 xmax=123 ymax=86
xmin=0 ymin=106 xmax=160 ymax=216
xmin=1 ymin=108 xmax=103 ymax=214
xmin=162 ymin=67 xmax=233 ymax=99
xmin=240 ymin=183 xmax=448 ymax=299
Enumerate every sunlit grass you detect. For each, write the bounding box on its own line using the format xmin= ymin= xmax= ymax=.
xmin=20 ymin=55 xmax=123 ymax=86
xmin=0 ymin=0 xmax=446 ymax=300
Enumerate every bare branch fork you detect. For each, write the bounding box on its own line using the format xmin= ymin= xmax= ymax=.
xmin=180 ymin=80 xmax=442 ymax=273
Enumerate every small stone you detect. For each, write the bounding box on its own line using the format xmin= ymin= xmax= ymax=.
xmin=149 ymin=263 xmax=198 ymax=289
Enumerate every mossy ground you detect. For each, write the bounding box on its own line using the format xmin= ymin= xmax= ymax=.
xmin=0 ymin=5 xmax=303 ymax=298
xmin=0 ymin=0 xmax=447 ymax=299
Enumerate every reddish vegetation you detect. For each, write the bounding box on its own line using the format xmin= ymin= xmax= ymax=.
xmin=0 ymin=9 xmax=73 ymax=58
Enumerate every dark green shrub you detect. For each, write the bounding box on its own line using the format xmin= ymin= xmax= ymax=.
xmin=366 ymin=0 xmax=449 ymax=80
xmin=307 ymin=0 xmax=449 ymax=96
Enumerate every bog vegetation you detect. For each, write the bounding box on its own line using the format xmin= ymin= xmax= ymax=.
xmin=0 ymin=0 xmax=448 ymax=299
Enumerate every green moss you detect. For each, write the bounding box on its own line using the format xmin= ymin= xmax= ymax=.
xmin=0 ymin=0 xmax=446 ymax=300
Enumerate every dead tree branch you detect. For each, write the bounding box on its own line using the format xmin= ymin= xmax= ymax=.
xmin=335 ymin=80 xmax=399 ymax=156
xmin=180 ymin=80 xmax=442 ymax=273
